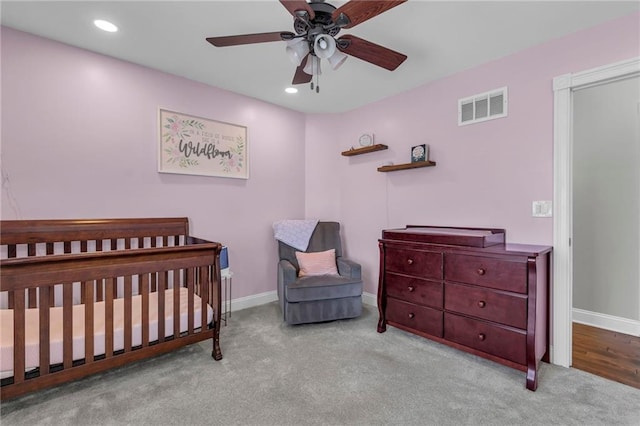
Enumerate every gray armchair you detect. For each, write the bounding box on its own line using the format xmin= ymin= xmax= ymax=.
xmin=277 ymin=222 xmax=363 ymax=325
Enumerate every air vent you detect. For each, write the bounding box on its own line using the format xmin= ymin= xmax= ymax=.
xmin=458 ymin=87 xmax=508 ymax=126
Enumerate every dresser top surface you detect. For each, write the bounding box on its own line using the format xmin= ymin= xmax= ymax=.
xmin=381 ymin=226 xmax=552 ymax=255
xmin=388 ymin=227 xmax=496 ymax=237
xmin=382 ymin=226 xmax=505 ymax=248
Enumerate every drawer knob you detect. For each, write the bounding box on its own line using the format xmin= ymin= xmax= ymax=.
xmin=477 ymin=300 xmax=486 ymax=308
xmin=477 ymin=268 xmax=486 ymax=276
xmin=408 ymin=312 xmax=415 ymax=319
xmin=407 ymin=258 xmax=414 ymax=265
xmin=478 ymin=333 xmax=486 ymax=341
xmin=407 ymin=286 xmax=415 ymax=292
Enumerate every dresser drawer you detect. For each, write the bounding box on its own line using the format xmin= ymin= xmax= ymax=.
xmin=386 ymin=273 xmax=443 ymax=309
xmin=444 ymin=313 xmax=526 ymax=365
xmin=386 ymin=298 xmax=443 ymax=337
xmin=444 ymin=282 xmax=527 ymax=329
xmin=385 ymin=247 xmax=442 ymax=279
xmin=444 ymin=254 xmax=527 ymax=293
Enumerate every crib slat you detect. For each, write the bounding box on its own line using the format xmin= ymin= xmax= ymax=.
xmin=96 ymin=239 xmax=103 ymax=251
xmin=39 ymin=286 xmax=51 ymax=375
xmin=27 ymin=245 xmax=37 ymax=307
xmin=13 ymin=289 xmax=26 ymax=384
xmin=150 ymin=263 xmax=157 ymax=292
xmin=63 ymin=283 xmax=73 ymax=369
xmin=46 ymin=242 xmax=54 ymax=255
xmin=105 ymin=278 xmax=114 ymax=358
xmin=200 ymin=266 xmax=209 ymax=330
xmin=8 ymin=246 xmax=17 ymax=308
xmin=158 ymin=272 xmax=165 ymax=342
xmin=173 ymin=272 xmax=180 ymax=338
xmin=84 ymin=281 xmax=94 ymax=365
xmin=141 ymin=274 xmax=149 ymax=347
xmin=64 ymin=241 xmax=71 ymax=254
xmin=80 ymin=240 xmax=88 ymax=252
xmin=124 ymin=275 xmax=132 ymax=352
xmin=188 ymin=269 xmax=194 ymax=334
xmin=96 ymin=278 xmax=104 ymax=302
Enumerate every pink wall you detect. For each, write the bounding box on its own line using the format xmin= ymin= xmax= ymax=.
xmin=1 ymin=28 xmax=306 ymax=300
xmin=305 ymin=12 xmax=640 ymax=295
xmin=2 ymin=12 xmax=639 ymax=301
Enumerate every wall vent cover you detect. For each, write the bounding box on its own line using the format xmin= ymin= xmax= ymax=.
xmin=458 ymin=86 xmax=508 ymax=126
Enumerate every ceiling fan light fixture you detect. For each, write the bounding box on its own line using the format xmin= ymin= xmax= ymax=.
xmin=328 ymin=50 xmax=348 ymax=70
xmin=285 ymin=38 xmax=309 ymax=66
xmin=303 ymin=55 xmax=321 ymax=76
xmin=285 ymin=87 xmax=298 ymax=94
xmin=313 ymin=34 xmax=336 ymax=60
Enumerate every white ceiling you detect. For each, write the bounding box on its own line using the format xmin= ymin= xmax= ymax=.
xmin=2 ymin=1 xmax=638 ymax=114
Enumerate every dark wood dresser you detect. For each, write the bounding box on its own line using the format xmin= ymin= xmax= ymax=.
xmin=377 ymin=226 xmax=552 ymax=391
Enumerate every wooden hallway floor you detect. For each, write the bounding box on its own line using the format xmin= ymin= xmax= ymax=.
xmin=572 ymin=322 xmax=640 ymax=389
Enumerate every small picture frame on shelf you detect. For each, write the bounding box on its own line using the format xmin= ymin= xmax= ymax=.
xmin=411 ymin=144 xmax=428 ymax=162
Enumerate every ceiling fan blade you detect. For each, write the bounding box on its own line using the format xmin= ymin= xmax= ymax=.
xmin=280 ymin=0 xmax=315 ymax=20
xmin=206 ymin=32 xmax=291 ymax=47
xmin=332 ymin=0 xmax=406 ymax=29
xmin=292 ymin=55 xmax=312 ymax=85
xmin=337 ymin=35 xmax=407 ymax=71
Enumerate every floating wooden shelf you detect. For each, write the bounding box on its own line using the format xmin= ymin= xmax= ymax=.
xmin=341 ymin=144 xmax=388 ymax=157
xmin=377 ymin=160 xmax=437 ymax=172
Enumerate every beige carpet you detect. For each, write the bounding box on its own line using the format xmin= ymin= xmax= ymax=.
xmin=2 ymin=302 xmax=639 ymax=425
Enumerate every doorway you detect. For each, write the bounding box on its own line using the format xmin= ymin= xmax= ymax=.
xmin=552 ymin=57 xmax=640 ymax=369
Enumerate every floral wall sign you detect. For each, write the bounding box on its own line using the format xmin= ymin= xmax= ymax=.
xmin=158 ymin=108 xmax=248 ymax=179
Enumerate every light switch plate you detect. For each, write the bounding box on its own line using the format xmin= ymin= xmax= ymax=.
xmin=532 ymin=200 xmax=552 ymax=217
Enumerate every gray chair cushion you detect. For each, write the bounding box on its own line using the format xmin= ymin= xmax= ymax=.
xmin=285 ymin=274 xmax=363 ymax=302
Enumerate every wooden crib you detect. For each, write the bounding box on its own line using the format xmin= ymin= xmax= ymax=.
xmin=0 ymin=217 xmax=223 ymax=400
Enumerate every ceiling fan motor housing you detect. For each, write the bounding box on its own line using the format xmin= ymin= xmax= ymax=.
xmin=293 ymin=1 xmax=341 ymax=37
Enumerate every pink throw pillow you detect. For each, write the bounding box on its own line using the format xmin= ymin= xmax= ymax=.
xmin=295 ymin=249 xmax=339 ymax=277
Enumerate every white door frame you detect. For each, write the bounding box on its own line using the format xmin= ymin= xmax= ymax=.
xmin=552 ymin=56 xmax=640 ymax=367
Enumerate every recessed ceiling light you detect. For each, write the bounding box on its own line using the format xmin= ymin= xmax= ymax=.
xmin=285 ymin=87 xmax=298 ymax=94
xmin=94 ymin=19 xmax=118 ymax=33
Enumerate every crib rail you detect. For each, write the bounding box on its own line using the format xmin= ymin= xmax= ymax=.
xmin=1 ymin=218 xmax=192 ymax=309
xmin=0 ymin=219 xmax=222 ymax=401
xmin=0 ymin=217 xmax=190 ymax=246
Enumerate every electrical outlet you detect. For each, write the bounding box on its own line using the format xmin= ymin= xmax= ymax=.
xmin=532 ymin=200 xmax=552 ymax=217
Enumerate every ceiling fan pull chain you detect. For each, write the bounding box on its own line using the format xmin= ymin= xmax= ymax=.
xmin=315 ymin=58 xmax=320 ymax=93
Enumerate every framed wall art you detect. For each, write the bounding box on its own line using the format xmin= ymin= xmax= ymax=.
xmin=158 ymin=108 xmax=248 ymax=179
xmin=411 ymin=144 xmax=428 ymax=163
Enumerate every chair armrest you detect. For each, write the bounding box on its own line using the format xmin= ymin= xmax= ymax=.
xmin=337 ymin=257 xmax=361 ymax=280
xmin=278 ymin=259 xmax=298 ymax=287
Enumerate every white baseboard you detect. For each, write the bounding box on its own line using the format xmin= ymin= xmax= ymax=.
xmin=362 ymin=291 xmax=377 ymax=307
xmin=572 ymin=308 xmax=640 ymax=336
xmin=225 ymin=290 xmax=278 ymax=313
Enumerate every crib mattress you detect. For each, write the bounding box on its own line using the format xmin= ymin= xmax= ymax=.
xmin=1 ymin=288 xmax=214 ymax=377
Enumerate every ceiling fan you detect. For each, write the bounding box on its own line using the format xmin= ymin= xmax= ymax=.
xmin=206 ymin=0 xmax=408 ymax=92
